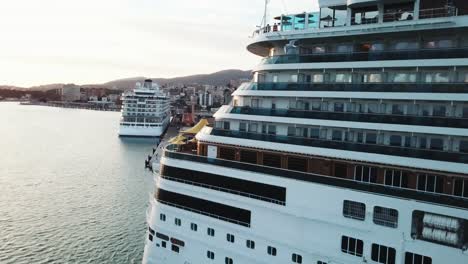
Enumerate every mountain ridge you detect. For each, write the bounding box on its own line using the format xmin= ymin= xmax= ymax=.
xmin=0 ymin=69 xmax=251 ymax=91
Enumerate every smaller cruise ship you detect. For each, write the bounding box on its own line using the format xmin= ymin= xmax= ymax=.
xmin=118 ymin=79 xmax=171 ymax=138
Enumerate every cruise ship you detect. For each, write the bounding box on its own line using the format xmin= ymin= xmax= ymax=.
xmin=118 ymin=79 xmax=170 ymax=138
xmin=143 ymin=0 xmax=468 ymax=263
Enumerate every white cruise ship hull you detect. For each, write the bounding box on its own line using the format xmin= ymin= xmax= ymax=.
xmin=142 ymin=154 xmax=468 ymax=264
xmin=118 ymin=125 xmax=166 ymax=138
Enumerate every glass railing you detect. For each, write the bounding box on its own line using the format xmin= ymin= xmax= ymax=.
xmin=163 ymin=146 xmax=468 ymax=210
xmin=231 ymin=107 xmax=468 ymax=129
xmin=261 ymin=47 xmax=468 ymax=64
xmin=210 ymin=129 xmax=468 ymax=164
xmin=252 ymin=7 xmax=458 ymax=37
xmin=253 ymin=82 xmax=468 ymax=93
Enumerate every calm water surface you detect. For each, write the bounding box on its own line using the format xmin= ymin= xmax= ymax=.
xmin=0 ymin=102 xmax=155 ymax=263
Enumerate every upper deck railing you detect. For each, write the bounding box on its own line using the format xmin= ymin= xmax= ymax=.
xmin=252 ymin=6 xmax=458 ymax=37
xmin=162 ymin=144 xmax=468 ymax=210
xmin=260 ymin=47 xmax=468 ymax=64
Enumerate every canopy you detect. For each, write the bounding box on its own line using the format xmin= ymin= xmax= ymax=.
xmin=180 ymin=119 xmax=209 ymax=134
xmin=168 ymin=135 xmax=186 ymax=145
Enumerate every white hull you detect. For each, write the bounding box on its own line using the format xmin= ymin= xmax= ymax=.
xmin=118 ymin=124 xmax=167 ymax=138
xmin=142 ymin=157 xmax=468 ymax=264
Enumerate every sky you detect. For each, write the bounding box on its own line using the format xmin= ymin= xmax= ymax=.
xmin=0 ymin=0 xmax=318 ymax=87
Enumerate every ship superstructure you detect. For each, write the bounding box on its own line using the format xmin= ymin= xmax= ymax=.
xmin=119 ymin=79 xmax=170 ymax=138
xmin=144 ymin=0 xmax=468 ymax=263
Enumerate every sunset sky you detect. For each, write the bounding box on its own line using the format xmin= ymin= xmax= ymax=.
xmin=0 ymin=0 xmax=317 ymax=87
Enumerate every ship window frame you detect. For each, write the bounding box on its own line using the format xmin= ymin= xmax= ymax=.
xmin=341 ymin=236 xmax=363 ymax=257
xmin=267 ymin=246 xmax=277 ymax=256
xmin=371 ymin=243 xmax=396 ymax=264
xmin=373 ymin=206 xmax=399 ymax=228
xmin=292 ymin=253 xmax=303 ymax=263
xmin=384 ymin=169 xmax=408 ymax=188
xmin=416 ymin=174 xmax=444 ymax=194
xmin=343 ymin=200 xmax=366 ymax=221
xmin=160 ymin=213 xmax=166 ymax=221
xmin=207 ymin=250 xmax=215 ymax=260
xmin=354 ymin=165 xmax=377 ymax=183
xmin=404 ymin=252 xmax=432 ymax=264
xmin=226 ymin=233 xmax=235 ymax=243
xmin=190 ymin=222 xmax=198 ymax=232
xmin=207 ymin=227 xmax=215 ymax=237
xmin=246 ymin=239 xmax=255 ymax=249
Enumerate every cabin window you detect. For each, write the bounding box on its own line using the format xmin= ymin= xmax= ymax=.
xmin=373 ymin=206 xmax=398 ymax=228
xmin=263 ymin=153 xmax=282 ymax=168
xmin=388 ymin=72 xmax=417 ymax=83
xmin=267 ymin=246 xmax=277 ymax=256
xmin=226 ymin=233 xmax=235 ymax=243
xmin=332 ymin=130 xmax=343 ymax=141
xmin=417 ymin=174 xmax=444 ymax=193
xmin=384 ymin=170 xmax=408 ymax=188
xmin=246 ymin=240 xmax=255 ymax=249
xmin=390 ymin=135 xmax=402 ymax=146
xmin=207 ymin=228 xmax=215 ymax=237
xmin=341 ymin=236 xmax=363 ymax=257
xmin=225 ymin=257 xmax=233 ymax=264
xmin=240 ymin=150 xmax=257 ymax=164
xmin=239 ymin=122 xmax=247 ymax=132
xmin=460 ymin=141 xmax=468 ymax=153
xmin=343 ymin=200 xmax=366 ymax=221
xmin=292 ymin=253 xmax=303 ymax=263
xmin=249 ymin=123 xmax=258 ymax=133
xmin=335 ymin=73 xmax=352 ymax=83
xmin=207 ymin=251 xmax=215 ymax=260
xmin=404 ymin=252 xmax=432 ymax=264
xmin=424 ymin=72 xmax=450 ymax=83
xmin=354 ymin=165 xmax=377 ymax=183
xmin=371 ymin=244 xmax=396 ymax=264
xmin=453 ymin=178 xmax=468 ymax=198
xmin=334 ymin=102 xmax=344 ymax=112
xmin=366 ymin=133 xmax=377 ymax=144
xmin=288 ymin=157 xmax=308 ymax=172
xmin=310 ymin=128 xmax=320 ymax=138
xmin=219 ymin=148 xmax=236 ymax=160
xmin=171 ymin=245 xmax=179 ymax=253
xmin=430 ymin=138 xmax=444 ymax=150
xmin=190 ymin=223 xmax=197 ymax=231
xmin=174 ymin=218 xmax=181 ymax=226
xmin=160 ymin=213 xmax=166 ymax=221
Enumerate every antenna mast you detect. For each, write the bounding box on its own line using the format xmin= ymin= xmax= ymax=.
xmin=261 ymin=0 xmax=270 ymax=27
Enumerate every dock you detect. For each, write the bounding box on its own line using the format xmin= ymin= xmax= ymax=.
xmin=145 ymin=121 xmax=180 ymax=172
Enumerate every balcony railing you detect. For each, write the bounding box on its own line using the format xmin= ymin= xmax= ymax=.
xmin=210 ymin=129 xmax=468 ymax=164
xmin=262 ymin=48 xmax=468 ymax=64
xmin=163 ymin=146 xmax=468 ymax=210
xmin=261 ymin=47 xmax=468 ymax=64
xmin=252 ymin=6 xmax=458 ymax=37
xmin=231 ymin=106 xmax=468 ymax=129
xmin=252 ymin=82 xmax=468 ymax=93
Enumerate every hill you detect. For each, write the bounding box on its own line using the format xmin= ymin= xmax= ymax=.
xmin=105 ymin=69 xmax=251 ymax=90
xmin=0 ymin=69 xmax=252 ymax=91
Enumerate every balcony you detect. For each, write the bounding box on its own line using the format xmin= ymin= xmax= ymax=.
xmin=210 ymin=128 xmax=468 ymax=164
xmin=253 ymin=7 xmax=458 ymax=37
xmin=252 ymin=82 xmax=468 ymax=93
xmin=261 ymin=47 xmax=468 ymax=64
xmin=162 ymin=145 xmax=468 ymax=210
xmin=231 ymin=106 xmax=468 ymax=129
